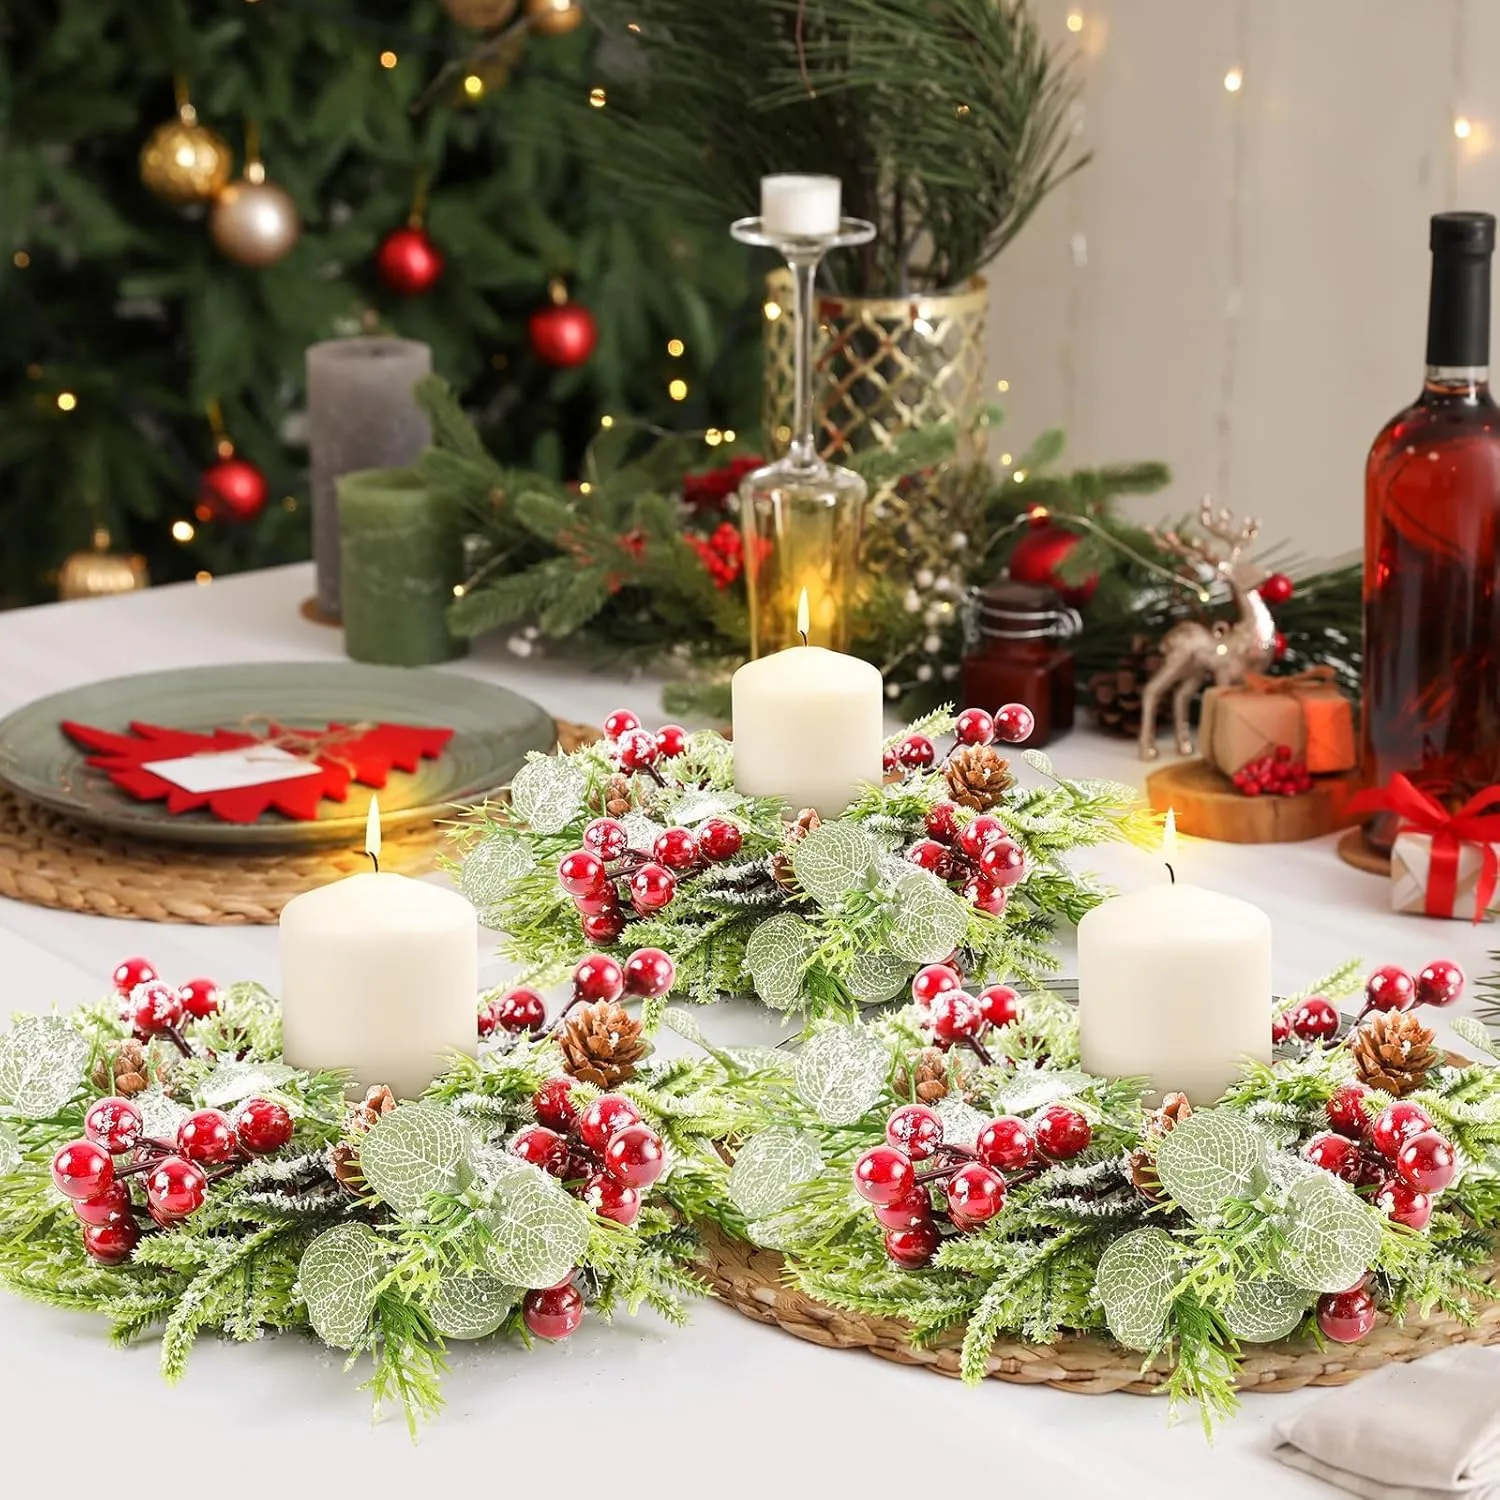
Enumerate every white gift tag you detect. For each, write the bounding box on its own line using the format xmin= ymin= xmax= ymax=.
xmin=143 ymin=745 xmax=320 ymax=795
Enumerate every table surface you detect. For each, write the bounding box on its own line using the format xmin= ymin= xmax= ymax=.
xmin=1 ymin=563 xmax=1488 ymax=1498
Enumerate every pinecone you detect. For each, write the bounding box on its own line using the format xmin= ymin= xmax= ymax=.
xmin=350 ymin=1084 xmax=396 ymax=1132
xmin=944 ymin=745 xmax=1014 ymax=811
xmin=769 ymin=851 xmax=799 ymax=891
xmin=601 ymin=773 xmax=633 ymax=818
xmin=559 ymin=1000 xmax=649 ymax=1088
xmin=1351 ymin=1012 xmax=1441 ymax=1096
xmin=1129 ymin=1091 xmax=1192 ymax=1201
xmin=329 ymin=1142 xmax=366 ymax=1193
xmin=90 ymin=1038 xmax=168 ymax=1097
xmin=789 ymin=807 xmax=822 ymax=842
xmin=893 ymin=1047 xmax=954 ymax=1104
xmin=1088 ymin=634 xmax=1165 ymax=738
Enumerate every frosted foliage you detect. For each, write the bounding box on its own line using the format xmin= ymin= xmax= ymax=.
xmin=846 ymin=950 xmax=913 ymax=1005
xmin=622 ymin=811 xmax=667 ymax=853
xmin=1274 ymin=1175 xmax=1383 ymax=1294
xmin=135 ymin=1087 xmax=189 ymax=1140
xmin=299 ymin=1223 xmax=386 ymax=1348
xmin=0 ymin=1015 xmax=88 ymax=1118
xmin=1096 ymin=1227 xmax=1180 ymax=1351
xmin=793 ymin=1025 xmax=889 ymax=1125
xmin=1153 ymin=1110 xmax=1269 ymax=1222
xmin=0 ymin=1122 xmax=18 ymax=1173
xmin=1222 ymin=1276 xmax=1312 ymax=1343
xmin=887 ymin=868 xmax=969 ymax=964
xmin=482 ymin=1160 xmax=591 ymax=1289
xmin=744 ymin=913 xmax=816 ymax=1010
xmin=934 ymin=1094 xmax=988 ymax=1150
xmin=509 ymin=756 xmax=588 ymax=835
xmin=727 ymin=1128 xmax=824 ymax=1219
xmin=1451 ymin=1016 xmax=1500 ymax=1063
xmin=1021 ymin=748 xmax=1055 ymax=778
xmin=197 ymin=1060 xmax=298 ymax=1108
xmin=359 ymin=1102 xmax=471 ymax=1216
xmin=671 ymin=790 xmax=742 ymax=825
xmin=460 ymin=835 xmax=536 ymax=903
xmin=792 ymin=823 xmax=877 ymax=908
xmin=426 ymin=1271 xmax=519 ymax=1340
xmin=999 ymin=1069 xmax=1093 ymax=1115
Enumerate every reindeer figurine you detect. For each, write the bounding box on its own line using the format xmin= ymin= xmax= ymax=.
xmin=1138 ymin=500 xmax=1277 ymax=761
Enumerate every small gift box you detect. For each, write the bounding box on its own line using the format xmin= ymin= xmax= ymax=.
xmin=1199 ymin=668 xmax=1355 ymax=778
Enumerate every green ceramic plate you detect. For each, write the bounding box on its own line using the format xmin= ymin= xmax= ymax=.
xmin=0 ymin=662 xmax=556 ymax=848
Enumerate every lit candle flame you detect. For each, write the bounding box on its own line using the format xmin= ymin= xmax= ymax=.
xmin=796 ymin=588 xmax=810 ymax=644
xmin=365 ymin=795 xmax=382 ymax=867
xmin=1162 ymin=806 xmax=1177 ymax=861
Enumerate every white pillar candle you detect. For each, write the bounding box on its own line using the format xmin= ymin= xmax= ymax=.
xmin=279 ymin=800 xmax=477 ymax=1100
xmin=732 ymin=591 xmax=884 ymax=818
xmin=761 ymin=174 xmax=842 ymax=237
xmin=1076 ymin=814 xmax=1272 ymax=1105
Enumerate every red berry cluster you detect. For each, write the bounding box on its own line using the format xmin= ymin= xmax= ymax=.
xmin=909 ymin=965 xmax=1025 ymax=1060
xmin=1273 ymin=959 xmax=1465 ymax=1045
xmin=512 ymin=1082 xmax=667 ymax=1342
xmin=112 ymin=956 xmax=221 ymax=1037
xmin=1231 ymin=744 xmax=1313 ymax=798
xmin=882 ymin=702 xmax=1035 ymax=779
xmin=51 ymin=1094 xmax=293 ymax=1263
xmin=602 ymin=708 xmax=688 ymax=775
xmin=906 ymin=807 xmax=1027 ymax=918
xmin=478 ymin=948 xmax=677 ymax=1039
xmin=853 ymin=1100 xmax=1092 ymax=1267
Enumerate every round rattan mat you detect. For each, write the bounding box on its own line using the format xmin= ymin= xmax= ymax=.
xmin=696 ymin=1223 xmax=1500 ymax=1396
xmin=0 ymin=719 xmax=597 ymax=926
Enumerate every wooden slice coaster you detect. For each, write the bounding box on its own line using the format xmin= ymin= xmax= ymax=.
xmin=695 ymin=1223 xmax=1500 ymax=1396
xmin=1146 ymin=758 xmax=1362 ymax=844
xmin=0 ymin=719 xmax=598 ymax=926
xmin=1337 ymin=826 xmax=1393 ymax=877
xmin=298 ymin=596 xmax=340 ymax=628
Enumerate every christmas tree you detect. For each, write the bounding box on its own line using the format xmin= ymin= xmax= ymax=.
xmin=0 ymin=0 xmax=760 ymax=606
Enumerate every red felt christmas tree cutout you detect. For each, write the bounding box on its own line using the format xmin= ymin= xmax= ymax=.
xmin=61 ymin=720 xmax=454 ymax=824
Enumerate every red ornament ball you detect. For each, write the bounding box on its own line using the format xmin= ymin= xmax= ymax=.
xmin=578 ymin=1094 xmax=642 ymax=1151
xmin=1007 ymin=522 xmax=1098 ymax=606
xmin=178 ymin=977 xmax=221 ymax=1019
xmin=83 ymin=1218 xmax=140 ymax=1266
xmin=1416 ymin=958 xmax=1465 ymax=1008
xmin=655 ymin=724 xmax=688 ymax=758
xmin=616 ymin=728 xmax=661 ymax=771
xmin=511 ymin=1124 xmax=569 ymax=1175
xmin=583 ymin=817 xmax=629 ymax=861
xmin=629 ymin=862 xmax=677 ymax=914
xmin=497 ymin=986 xmax=549 ymax=1032
xmin=993 ymin=703 xmax=1035 ymax=744
xmin=1033 ymin=1105 xmax=1092 ymax=1161
xmin=886 ymin=1104 xmax=943 ymax=1161
xmin=1326 ymin=1083 xmax=1372 ymax=1139
xmin=906 ymin=838 xmax=953 ymax=878
xmin=145 ymin=1155 xmax=207 ymax=1221
xmin=924 ymin=801 xmax=961 ymax=843
xmin=199 ymin=457 xmax=269 ymax=524
xmin=1376 ymin=1177 xmax=1433 ymax=1230
xmin=1271 ymin=1012 xmax=1291 ymax=1044
xmin=1289 ymin=996 xmax=1340 ymax=1042
xmin=177 ymin=1109 xmax=238 ymax=1166
xmin=966 ymin=877 xmax=1009 ymax=917
xmin=523 ymin=1282 xmax=585 ymax=1340
xmin=1369 ymin=1101 xmax=1434 ymax=1161
xmin=84 ymin=1097 xmax=143 ymax=1156
xmin=112 ymin=957 xmax=157 ymax=996
xmin=1316 ymin=1285 xmax=1376 ymax=1343
xmin=533 ymin=1077 xmax=577 ymax=1133
xmin=911 ymin=964 xmax=961 ymax=1009
xmin=1395 ymin=1130 xmax=1457 ymax=1193
xmin=698 ymin=818 xmax=743 ymax=862
xmin=603 ymin=1122 xmax=665 ymax=1189
xmin=884 ymin=1221 xmax=940 ymax=1268
xmin=623 ymin=946 xmax=675 ymax=999
xmin=572 ymin=955 xmax=624 ymax=1005
xmin=1302 ymin=1131 xmax=1362 ymax=1182
xmin=945 ymin=1162 xmax=1006 ymax=1224
xmin=874 ymin=1189 xmax=933 ymax=1230
xmin=978 ymin=837 xmax=1026 ymax=888
xmin=957 ymin=814 xmax=1007 ymax=860
xmin=1258 ymin=572 xmax=1295 ymax=607
xmin=557 ymin=849 xmax=605 ymax=896
xmin=1272 ymin=630 xmax=1289 ymax=662
xmin=895 ymin=734 xmax=937 ymax=770
xmin=977 ymin=1115 xmax=1035 ymax=1172
xmin=652 ymin=827 xmax=699 ymax=871
xmin=954 ymin=708 xmax=995 ymax=746
xmin=529 ymin=301 xmax=598 ymax=368
xmin=603 ymin=709 xmax=641 ymax=739
xmin=581 ymin=909 xmax=626 ymax=944
xmin=976 ymin=984 xmax=1021 ymax=1029
xmin=573 ymin=881 xmax=619 ymax=917
xmin=51 ymin=1140 xmax=115 ymax=1201
xmin=235 ymin=1098 xmax=294 ymax=1154
xmin=74 ymin=1180 xmax=132 ymax=1228
xmin=128 ymin=979 xmax=184 ymax=1037
xmin=1364 ymin=965 xmax=1416 ymax=1013
xmin=375 ymin=223 xmax=444 ymax=296
xmin=853 ymin=1145 xmax=916 ymax=1206
xmin=583 ymin=1171 xmax=641 ymax=1226
xmin=927 ymin=991 xmax=983 ymax=1044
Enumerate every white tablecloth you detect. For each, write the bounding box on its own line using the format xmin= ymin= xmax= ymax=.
xmin=1 ymin=563 xmax=1488 ymax=1497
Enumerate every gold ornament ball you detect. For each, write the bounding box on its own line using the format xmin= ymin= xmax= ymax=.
xmin=139 ymin=112 xmax=233 ymax=205
xmin=441 ymin=0 xmax=518 ymax=27
xmin=525 ymin=0 xmax=584 ymax=35
xmin=58 ymin=531 xmax=149 ymax=600
xmin=209 ymin=172 xmax=301 ymax=267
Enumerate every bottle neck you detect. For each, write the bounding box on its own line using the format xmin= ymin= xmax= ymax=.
xmin=1426 ymin=249 xmax=1492 ymax=367
xmin=1423 ymin=365 xmax=1490 ymax=400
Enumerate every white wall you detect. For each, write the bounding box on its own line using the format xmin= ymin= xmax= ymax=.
xmin=985 ymin=0 xmax=1500 ymax=561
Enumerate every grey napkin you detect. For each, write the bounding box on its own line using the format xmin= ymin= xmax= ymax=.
xmin=1274 ymin=1347 xmax=1500 ymax=1500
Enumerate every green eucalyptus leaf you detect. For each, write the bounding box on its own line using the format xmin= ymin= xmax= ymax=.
xmin=1096 ymin=1227 xmax=1181 ymax=1351
xmin=509 ymin=756 xmax=588 ymax=835
xmin=299 ymin=1223 xmax=386 ymax=1349
xmin=460 ymin=834 xmax=536 ymax=904
xmin=845 ymin=950 xmax=913 ymax=1005
xmin=359 ymin=1101 xmax=471 ymax=1216
xmin=0 ymin=1015 xmax=89 ymax=1118
xmin=792 ymin=823 xmax=877 ymax=907
xmin=426 ymin=1271 xmax=519 ymax=1340
xmin=792 ymin=1025 xmax=889 ymax=1125
xmin=744 ymin=913 xmax=817 ymax=1011
xmin=482 ymin=1158 xmax=591 ymax=1289
xmin=887 ymin=868 xmax=970 ymax=964
xmin=1274 ymin=1174 xmax=1383 ymax=1294
xmin=727 ymin=1128 xmax=824 ymax=1220
xmin=1222 ymin=1275 xmax=1312 ymax=1343
xmin=1451 ymin=1015 xmax=1500 ymax=1064
xmin=1153 ymin=1109 xmax=1269 ymax=1222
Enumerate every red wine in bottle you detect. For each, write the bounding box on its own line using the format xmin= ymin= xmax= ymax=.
xmin=1362 ymin=211 xmax=1500 ymax=848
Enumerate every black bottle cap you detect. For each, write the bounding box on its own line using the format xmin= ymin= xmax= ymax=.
xmin=1427 ymin=212 xmax=1494 ymax=367
xmin=1431 ymin=212 xmax=1495 ymax=254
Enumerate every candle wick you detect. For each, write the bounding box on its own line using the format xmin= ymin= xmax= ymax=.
xmin=1165 ymin=862 xmax=1176 ymax=885
xmin=366 ymin=851 xmax=380 ymax=875
xmin=798 ymin=629 xmax=808 ymax=647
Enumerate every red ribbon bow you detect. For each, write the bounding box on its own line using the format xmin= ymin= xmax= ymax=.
xmin=1347 ymin=774 xmax=1500 ymax=921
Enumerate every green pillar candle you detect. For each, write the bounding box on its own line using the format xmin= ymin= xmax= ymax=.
xmin=338 ymin=467 xmax=467 ymax=667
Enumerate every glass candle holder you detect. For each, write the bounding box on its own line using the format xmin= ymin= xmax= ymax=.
xmin=732 ymin=210 xmax=876 ymax=656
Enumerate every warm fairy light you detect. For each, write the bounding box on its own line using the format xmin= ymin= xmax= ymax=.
xmin=797 ymin=589 xmax=810 ymax=640
xmin=1029 ymin=505 xmax=1049 ymax=521
xmin=1012 ymin=469 xmax=1027 ymax=483
xmin=668 ymin=378 xmax=688 ymax=401
xmin=996 ymin=378 xmax=1009 ymax=392
xmin=600 ymin=414 xmax=614 ymax=428
xmin=1162 ymin=807 xmax=1178 ymax=861
xmin=1455 ymin=116 xmax=1473 ymax=139
xmin=723 ymin=429 xmax=736 ymax=442
xmin=380 ymin=50 xmax=398 ymax=68
xmin=666 ymin=338 xmax=684 ymax=357
xmin=195 ymin=570 xmax=212 ymax=585
xmin=1223 ymin=67 xmax=1243 ymax=93
xmin=705 ymin=428 xmax=723 ymax=446
xmin=1066 ymin=9 xmax=1084 ymax=30
xmin=56 ymin=391 xmax=77 ymax=411
xmin=171 ymin=520 xmax=195 ymax=542
xmin=578 ymin=481 xmax=593 ymax=494
xmin=283 ymin=496 xmax=297 ymax=512
xmin=1000 ymin=451 xmax=1013 ymax=465
xmin=955 ymin=103 xmax=970 ymax=117
xmin=627 ymin=20 xmax=641 ymax=32
xmin=764 ymin=301 xmax=782 ymax=321
xmin=775 ymin=423 xmax=792 ymax=443
xmin=12 ymin=250 xmax=29 ymax=268
xmin=453 ymin=583 xmax=465 ymax=597
xmin=366 ymin=796 xmax=382 ymax=864
xmin=463 ymin=74 xmax=484 ymax=97
xmin=589 ymin=88 xmax=607 ymax=108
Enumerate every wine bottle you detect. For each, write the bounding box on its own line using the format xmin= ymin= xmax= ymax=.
xmin=1362 ymin=211 xmax=1500 ymax=848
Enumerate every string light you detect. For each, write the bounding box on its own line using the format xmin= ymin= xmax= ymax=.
xmin=589 ymin=87 xmax=607 ymax=108
xmin=380 ymin=50 xmax=398 ymax=69
xmin=1223 ymin=67 xmax=1243 ymax=93
xmin=723 ymin=429 xmax=736 ymax=443
xmin=763 ymin=301 xmax=782 ymax=321
xmin=578 ymin=481 xmax=593 ymax=494
xmin=1454 ymin=116 xmax=1473 ymax=139
xmin=666 ymin=338 xmax=684 ymax=357
xmin=600 ymin=414 xmax=614 ymax=428
xmin=463 ymin=74 xmax=484 ymax=97
xmin=452 ymin=583 xmax=466 ymax=597
xmin=668 ymin=378 xmax=688 ymax=401
xmin=195 ymin=571 xmax=213 ymax=585
xmin=955 ymin=103 xmax=970 ymax=117
xmin=996 ymin=378 xmax=1009 ymax=392
xmin=627 ymin=21 xmax=641 ymax=33
xmin=12 ymin=250 xmax=29 ymax=268
xmin=705 ymin=428 xmax=723 ymax=446
xmin=56 ymin=391 xmax=77 ymax=411
xmin=282 ymin=496 xmax=297 ymax=512
xmin=774 ymin=424 xmax=792 ymax=444
xmin=1066 ymin=9 xmax=1084 ymax=31
xmin=171 ymin=520 xmax=195 ymax=542
xmin=1013 ymin=469 xmax=1028 ymax=483
xmin=1000 ymin=451 xmax=1013 ymax=465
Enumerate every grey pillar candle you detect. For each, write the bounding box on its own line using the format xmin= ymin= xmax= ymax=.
xmin=307 ymin=336 xmax=432 ymax=619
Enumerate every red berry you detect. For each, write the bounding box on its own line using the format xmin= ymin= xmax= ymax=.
xmin=945 ymin=1162 xmax=1006 ymax=1223
xmin=976 ymin=1115 xmax=1035 ymax=1172
xmin=873 ymin=1189 xmax=933 ymax=1230
xmin=1289 ymin=996 xmax=1340 ymax=1042
xmin=1259 ymin=571 xmax=1294 ymax=607
xmin=1033 ymin=1105 xmax=1091 ymax=1161
xmin=1416 ymin=958 xmax=1465 ymax=1009
xmin=1376 ymin=1177 xmax=1433 ymax=1230
xmin=629 ymin=862 xmax=677 ymax=914
xmin=927 ymin=991 xmax=983 ymax=1044
xmin=911 ymin=964 xmax=961 ymax=1009
xmin=178 ymin=977 xmax=221 ymax=1019
xmin=602 ymin=709 xmax=641 ymax=739
xmin=51 ymin=1140 xmax=114 ymax=1201
xmin=127 ymin=979 xmax=184 ymax=1037
xmin=978 ymin=838 xmax=1026 ymax=888
xmin=582 ymin=1170 xmax=641 ymax=1225
xmin=956 ymin=814 xmax=1007 ymax=860
xmin=1271 ymin=1012 xmax=1291 ymax=1043
xmin=145 ymin=1155 xmax=207 ymax=1221
xmin=602 ymin=1122 xmax=666 ymax=1188
xmin=1316 ymin=1285 xmax=1375 ymax=1343
xmin=533 ymin=1077 xmax=577 ymax=1132
xmin=235 ymin=1098 xmax=294 ymax=1154
xmin=83 ymin=1218 xmax=140 ymax=1265
xmin=853 ymin=1145 xmax=916 ymax=1205
xmin=1365 ymin=965 xmax=1416 ymax=1014
xmin=623 ymin=947 xmax=675 ymax=998
xmin=1326 ymin=1083 xmax=1371 ymax=1139
xmin=656 ymin=724 xmax=688 ymax=758
xmin=583 ymin=817 xmax=629 ymax=861
xmin=884 ymin=1221 xmax=940 ymax=1268
xmin=1274 ymin=744 xmax=1292 ymax=762
xmin=573 ymin=882 xmax=620 ymax=917
xmin=652 ymin=827 xmax=699 ymax=871
xmin=955 ymin=708 xmax=995 ymax=746
xmin=558 ymin=849 xmax=605 ymax=896
xmin=1395 ymin=1130 xmax=1457 ymax=1193
xmin=1303 ymin=1131 xmax=1362 ymax=1183
xmin=906 ymin=838 xmax=954 ymax=877
xmin=895 ymin=734 xmax=937 ymax=770
xmin=616 ymin=728 xmax=661 ymax=771
xmin=1369 ymin=1101 xmax=1433 ymax=1161
xmin=966 ymin=877 xmax=1009 ymax=917
xmin=497 ymin=986 xmax=548 ymax=1032
xmin=698 ymin=818 xmax=743 ymax=862
xmin=578 ymin=1094 xmax=642 ymax=1151
xmin=572 ymin=955 xmax=625 ymax=1004
xmin=882 ymin=748 xmax=899 ymax=776
xmin=1272 ymin=630 xmax=1288 ymax=662
xmin=976 ymin=985 xmax=1021 ymax=1028
xmin=523 ymin=1283 xmax=584 ymax=1340
xmin=511 ymin=1124 xmax=569 ymax=1175
xmin=84 ymin=1096 xmax=142 ymax=1155
xmin=581 ymin=910 xmax=627 ymax=944
xmin=177 ymin=1109 xmax=237 ymax=1166
xmin=924 ymin=801 xmax=961 ymax=843
xmin=993 ymin=703 xmax=1035 ymax=743
xmin=111 ymin=957 xmax=157 ymax=996
xmin=886 ymin=1103 xmax=944 ymax=1161
xmin=74 ymin=1180 xmax=132 ymax=1227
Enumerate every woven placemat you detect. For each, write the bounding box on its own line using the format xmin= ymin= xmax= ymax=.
xmin=696 ymin=1223 xmax=1500 ymax=1396
xmin=0 ymin=719 xmax=598 ymax=926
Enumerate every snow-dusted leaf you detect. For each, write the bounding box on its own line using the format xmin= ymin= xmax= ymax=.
xmin=744 ymin=913 xmax=817 ymax=1011
xmin=744 ymin=1213 xmax=800 ymax=1251
xmin=934 ymin=1094 xmax=988 ymax=1150
xmin=727 ymin=1128 xmax=824 ymax=1220
xmin=1022 ymin=748 xmax=1056 ymax=779
xmin=0 ymin=1122 xmax=18 ymax=1174
xmin=1153 ymin=1109 xmax=1269 ymax=1222
xmin=1451 ymin=1016 xmax=1500 ymax=1064
xmin=622 ymin=810 xmax=666 ymax=854
xmin=197 ymin=1060 xmax=298 ymax=1109
xmin=1222 ymin=1275 xmax=1312 ymax=1343
xmin=0 ymin=1015 xmax=89 ymax=1118
xmin=135 ymin=1087 xmax=189 ymax=1141
xmin=887 ymin=868 xmax=970 ymax=964
xmin=359 ymin=1101 xmax=471 ymax=1215
xmin=1096 ymin=1227 xmax=1180 ymax=1351
xmin=482 ymin=1159 xmax=591 ymax=1289
xmin=846 ymin=950 xmax=913 ymax=1006
xmin=793 ymin=1025 xmax=889 ymax=1125
xmin=671 ymin=790 xmax=743 ymax=825
xmin=510 ymin=756 xmax=588 ymax=835
xmin=299 ymin=1223 xmax=386 ymax=1348
xmin=792 ymin=823 xmax=877 ymax=907
xmin=1274 ymin=1174 xmax=1383 ymax=1294
xmin=999 ymin=1068 xmax=1093 ymax=1115
xmin=460 ymin=834 xmax=536 ymax=904
xmin=426 ymin=1270 xmax=519 ymax=1340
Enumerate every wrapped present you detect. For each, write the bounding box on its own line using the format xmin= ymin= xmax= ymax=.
xmin=1198 ymin=667 xmax=1356 ymax=778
